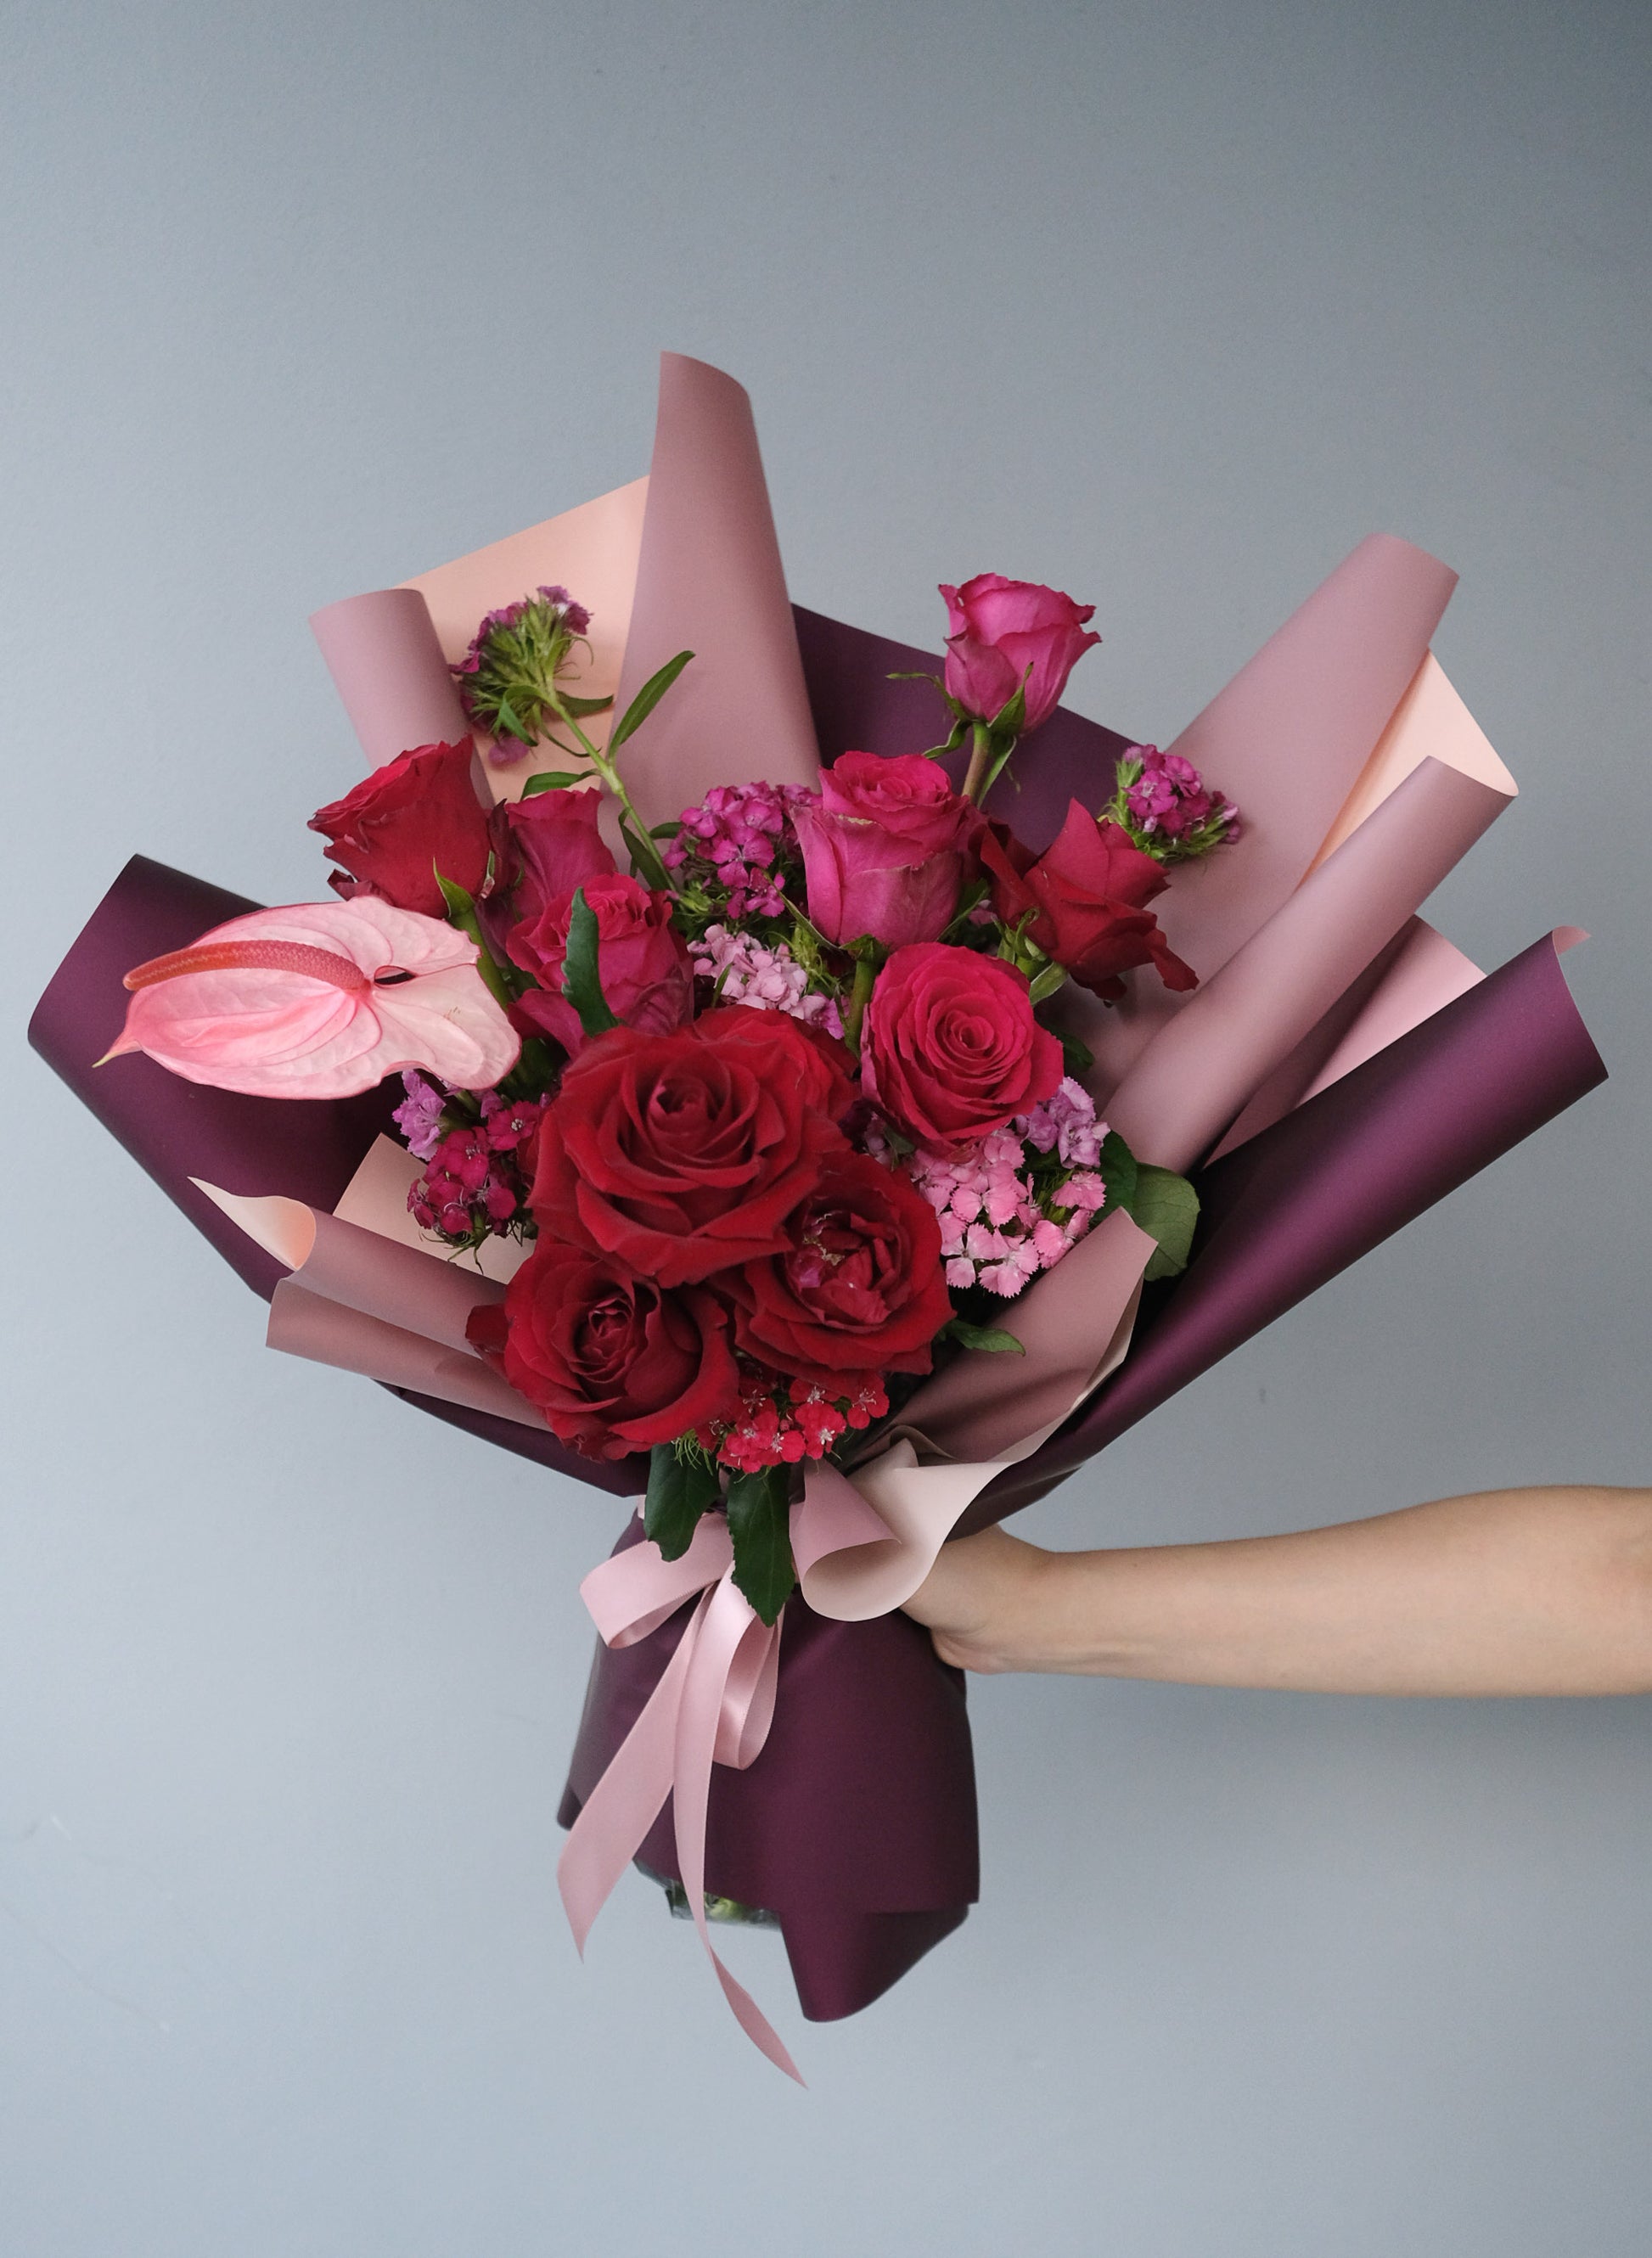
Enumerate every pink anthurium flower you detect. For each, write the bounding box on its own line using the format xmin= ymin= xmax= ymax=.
xmin=103 ymin=897 xmax=520 ymax=1098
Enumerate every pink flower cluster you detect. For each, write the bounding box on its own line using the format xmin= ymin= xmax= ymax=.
xmin=665 ymin=781 xmax=812 ymax=919
xmin=907 ymin=1079 xmax=1111 ymax=1296
xmin=403 ymin=1078 xmax=545 ymax=1245
xmin=688 ymin=925 xmax=845 ymax=1036
xmin=450 ymin=584 xmax=591 ymax=677
xmin=700 ymin=1373 xmax=890 ymax=1474
xmin=1122 ymin=745 xmax=1241 ymax=846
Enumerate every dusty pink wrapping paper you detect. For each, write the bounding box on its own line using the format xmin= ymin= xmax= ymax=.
xmin=211 ymin=357 xmax=1525 ymax=1620
xmin=309 ymin=587 xmax=475 ymax=770
xmin=1081 ymin=533 xmax=1458 ymax=1088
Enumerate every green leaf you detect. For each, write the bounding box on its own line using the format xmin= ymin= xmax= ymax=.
xmin=643 ymin=1446 xmax=721 ymax=1561
xmin=492 ymin=693 xmax=532 ymax=744
xmin=434 ymin=866 xmax=516 ymax=1011
xmin=433 ymin=867 xmax=477 ymax=924
xmin=520 ymin=770 xmax=589 ymax=796
xmin=944 ymin=1319 xmax=1025 ymax=1356
xmin=885 ymin=670 xmax=941 ymax=683
xmin=618 ymin=813 xmax=671 ymax=890
xmin=1059 ymin=1030 xmax=1093 ymax=1079
xmin=1127 ymin=1162 xmax=1200 ymax=1281
xmin=1027 ymin=961 xmax=1068 ymax=1005
xmin=989 ymin=677 xmax=1029 ymax=739
xmin=608 ymin=649 xmax=694 ymax=752
xmin=649 ymin=819 xmax=683 ymax=840
xmin=561 ymin=887 xmax=621 ymax=1038
xmin=724 ymin=1465 xmax=796 ymax=1626
xmin=553 ymin=692 xmax=615 ymax=719
xmin=1098 ymin=1128 xmax=1138 ymax=1217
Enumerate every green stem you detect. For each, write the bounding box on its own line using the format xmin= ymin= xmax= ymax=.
xmin=550 ymin=700 xmax=672 ymax=890
xmin=961 ymin=721 xmax=996 ymax=805
xmin=842 ymin=955 xmax=878 ymax=1053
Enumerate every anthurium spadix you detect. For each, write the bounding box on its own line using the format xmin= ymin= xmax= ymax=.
xmin=104 ymin=897 xmax=520 ymax=1098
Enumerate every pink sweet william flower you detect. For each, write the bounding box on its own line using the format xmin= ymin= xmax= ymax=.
xmin=941 ymin=575 xmax=1101 ymax=733
xmin=104 ymin=897 xmax=520 ymax=1098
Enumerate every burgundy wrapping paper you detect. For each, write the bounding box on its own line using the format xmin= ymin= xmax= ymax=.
xmin=29 ymin=610 xmax=1607 ymax=2025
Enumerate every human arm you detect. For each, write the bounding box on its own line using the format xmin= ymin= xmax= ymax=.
xmin=902 ymin=1486 xmax=1652 ymax=1695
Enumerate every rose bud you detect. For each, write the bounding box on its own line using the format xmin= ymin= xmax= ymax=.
xmin=941 ymin=575 xmax=1100 ymax=733
xmin=506 ymin=873 xmax=694 ymax=1058
xmin=793 ymin=751 xmax=980 ymax=948
xmin=310 ymin=739 xmax=492 ymax=919
xmin=979 ymin=803 xmax=1198 ymax=1003
xmin=493 ymin=784 xmax=616 ymax=925
xmin=860 ymin=942 xmax=1064 ymax=1154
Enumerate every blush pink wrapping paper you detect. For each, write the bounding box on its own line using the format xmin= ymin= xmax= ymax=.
xmin=306 ymin=354 xmax=819 ymax=820
xmin=229 ymin=357 xmax=1526 ymax=1620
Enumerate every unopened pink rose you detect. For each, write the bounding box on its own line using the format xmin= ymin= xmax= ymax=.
xmin=793 ymin=751 xmax=979 ymax=948
xmin=941 ymin=574 xmax=1101 ymax=733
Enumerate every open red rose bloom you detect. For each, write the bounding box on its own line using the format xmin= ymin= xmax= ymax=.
xmin=31 ymin=356 xmax=1606 ymax=2076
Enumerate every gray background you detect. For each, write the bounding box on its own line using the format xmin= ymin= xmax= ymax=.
xmin=4 ymin=3 xmax=1649 ymax=2252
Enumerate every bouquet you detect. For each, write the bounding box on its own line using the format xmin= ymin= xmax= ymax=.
xmin=31 ymin=355 xmax=1606 ymax=2081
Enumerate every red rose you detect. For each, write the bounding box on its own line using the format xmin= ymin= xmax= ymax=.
xmin=532 ymin=1007 xmax=854 ymax=1286
xmin=793 ymin=751 xmax=980 ymax=947
xmin=980 ymin=802 xmax=1198 ymax=1003
xmin=724 ymin=1148 xmax=952 ymax=1388
xmin=941 ymin=575 xmax=1100 ymax=732
xmin=507 ymin=873 xmax=694 ymax=1057
xmin=309 ymin=739 xmax=491 ymax=918
xmin=468 ymin=1248 xmax=739 ymax=1461
xmin=861 ymin=942 xmax=1063 ymax=1154
xmin=494 ymin=784 xmax=615 ymax=925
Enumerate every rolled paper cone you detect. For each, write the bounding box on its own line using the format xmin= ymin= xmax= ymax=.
xmin=309 ymin=586 xmax=475 ymax=772
xmin=612 ymin=354 xmax=822 ymax=823
xmin=965 ymin=930 xmax=1607 ymax=1528
xmin=194 ymin=1183 xmax=504 ymax=1352
xmin=1089 ymin=532 xmax=1458 ymax=1088
xmin=1211 ymin=918 xmax=1483 ymax=1160
xmin=1103 ymin=755 xmax=1509 ymax=1171
xmin=268 ymin=1280 xmax=542 ymax=1429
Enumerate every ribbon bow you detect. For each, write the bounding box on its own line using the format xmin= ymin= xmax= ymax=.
xmin=557 ymin=1449 xmax=995 ymax=2081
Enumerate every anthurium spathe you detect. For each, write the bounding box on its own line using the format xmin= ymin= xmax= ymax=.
xmin=104 ymin=897 xmax=520 ymax=1098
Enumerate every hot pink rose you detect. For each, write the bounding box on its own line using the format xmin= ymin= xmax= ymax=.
xmin=860 ymin=941 xmax=1063 ymax=1154
xmin=506 ymin=873 xmax=694 ymax=1057
xmin=941 ymin=575 xmax=1101 ymax=733
xmin=793 ymin=751 xmax=979 ymax=948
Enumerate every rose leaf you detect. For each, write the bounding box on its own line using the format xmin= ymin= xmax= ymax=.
xmin=643 ymin=1446 xmax=722 ymax=1562
xmin=725 ymin=1466 xmax=797 ymax=1626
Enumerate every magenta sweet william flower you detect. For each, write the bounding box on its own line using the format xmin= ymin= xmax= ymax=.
xmin=1110 ymin=744 xmax=1242 ymax=862
xmin=664 ymin=779 xmax=811 ymax=920
xmin=941 ymin=575 xmax=1101 ymax=733
xmin=104 ymin=898 xmax=520 ymax=1098
xmin=793 ymin=752 xmax=979 ymax=948
xmin=392 ymin=1070 xmax=448 ymax=1160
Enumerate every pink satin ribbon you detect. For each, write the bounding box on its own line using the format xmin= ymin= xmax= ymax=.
xmin=557 ymin=1508 xmax=803 ymax=2081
